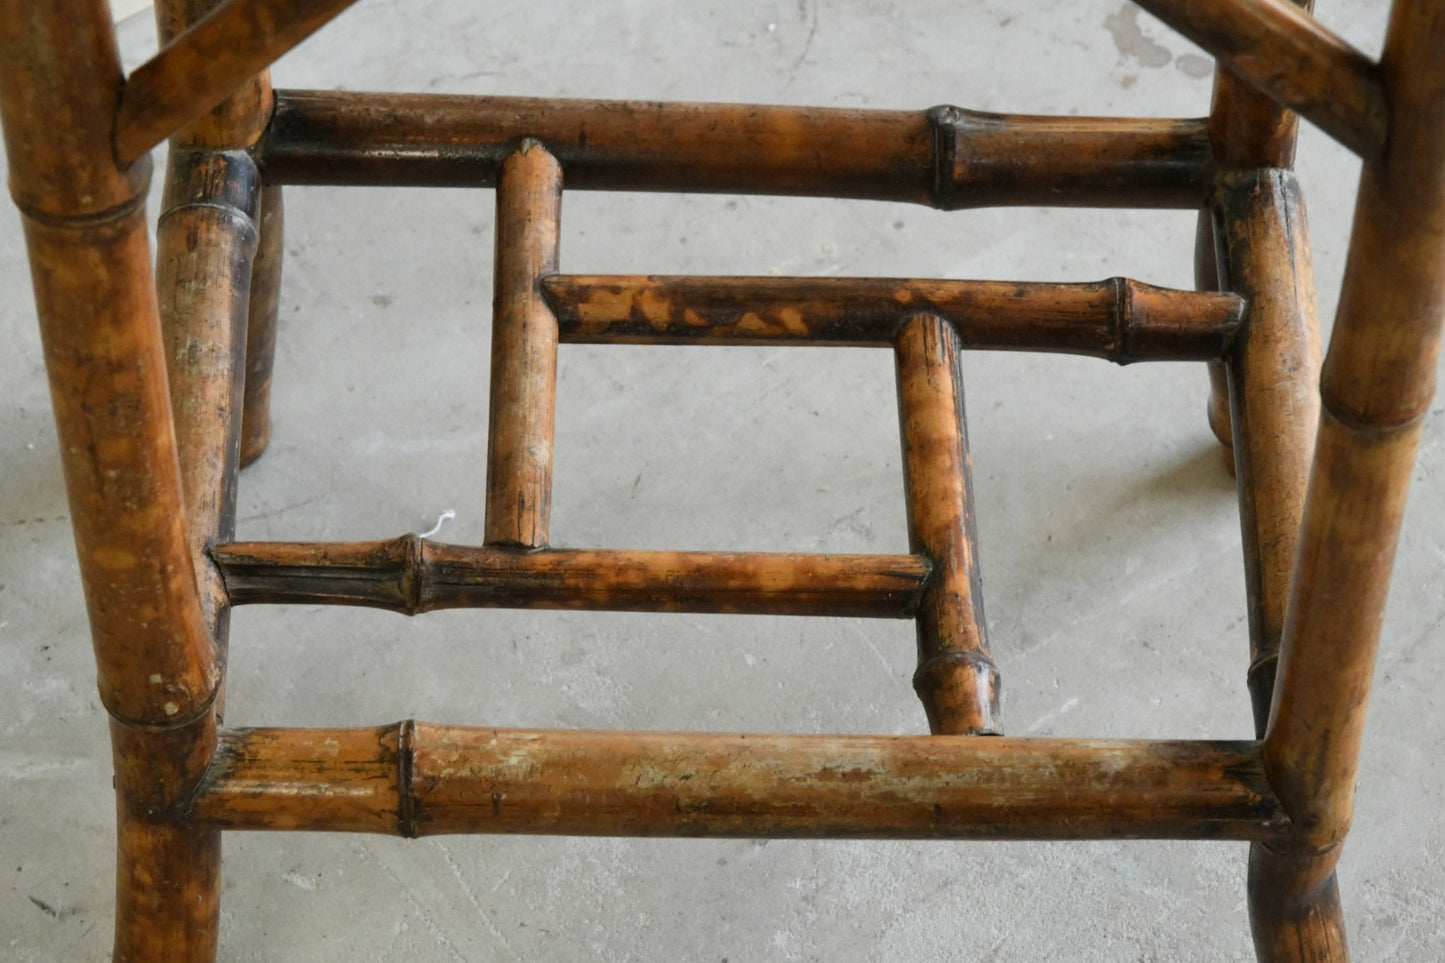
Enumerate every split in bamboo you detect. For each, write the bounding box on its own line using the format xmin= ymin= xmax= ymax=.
xmin=541 ymin=275 xmax=1242 ymax=362
xmin=189 ymin=725 xmax=1289 ymax=841
xmin=115 ymin=0 xmax=361 ymax=165
xmin=1133 ymin=0 xmax=1385 ymax=160
xmin=485 ymin=140 xmax=562 ymax=548
xmin=211 ymin=537 xmax=932 ymax=619
xmin=258 ymin=90 xmax=1213 ymax=209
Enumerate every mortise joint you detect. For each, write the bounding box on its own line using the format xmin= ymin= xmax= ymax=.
xmin=397 ymin=719 xmax=418 ymax=838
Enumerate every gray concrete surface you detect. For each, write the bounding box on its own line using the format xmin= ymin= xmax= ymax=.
xmin=3 ymin=2 xmax=1443 ymax=960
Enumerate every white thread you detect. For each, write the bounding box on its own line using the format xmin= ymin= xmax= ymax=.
xmin=419 ymin=510 xmax=456 ymax=540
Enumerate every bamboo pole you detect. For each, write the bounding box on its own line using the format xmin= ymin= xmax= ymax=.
xmin=1265 ymin=0 xmax=1445 ymax=861
xmin=541 ymin=275 xmax=1242 ymax=361
xmin=1212 ymin=170 xmax=1321 ymax=736
xmin=155 ymin=148 xmax=259 ymax=655
xmin=189 ymin=725 xmax=1288 ymax=841
xmin=485 ymin=140 xmax=562 ymax=547
xmin=1133 ymin=0 xmax=1385 ymax=160
xmin=258 ymin=90 xmax=1214 ymax=209
xmin=0 ymin=3 xmax=222 ymax=958
xmin=893 ymin=315 xmax=998 ymax=735
xmin=212 ymin=538 xmax=932 ymax=619
xmin=114 ymin=0 xmax=360 ymax=166
xmin=241 ymin=184 xmax=283 ymax=466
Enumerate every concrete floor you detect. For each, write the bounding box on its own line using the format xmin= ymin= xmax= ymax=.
xmin=4 ymin=1 xmax=1443 ymax=960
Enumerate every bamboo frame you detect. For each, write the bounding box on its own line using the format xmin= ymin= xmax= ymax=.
xmin=542 ymin=274 xmax=1242 ymax=360
xmin=188 ymin=725 xmax=1288 ymax=841
xmin=2 ymin=0 xmax=1443 ymax=959
xmin=258 ymin=90 xmax=1214 ymax=209
xmin=1134 ymin=0 xmax=1386 ymax=160
xmin=211 ymin=538 xmax=931 ymax=619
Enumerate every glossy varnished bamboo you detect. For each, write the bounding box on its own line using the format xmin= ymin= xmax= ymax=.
xmin=189 ymin=725 xmax=1288 ymax=841
xmin=211 ymin=538 xmax=931 ymax=618
xmin=485 ymin=141 xmax=562 ymax=548
xmin=894 ymin=316 xmax=999 ymax=735
xmin=1133 ymin=0 xmax=1385 ymax=160
xmin=542 ymin=275 xmax=1242 ymax=360
xmin=259 ymin=90 xmax=1213 ymax=208
xmin=1266 ymin=0 xmax=1445 ymax=860
xmin=114 ymin=0 xmax=360 ymax=165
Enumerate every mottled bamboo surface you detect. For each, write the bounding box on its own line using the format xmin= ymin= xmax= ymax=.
xmin=4 ymin=2 xmax=1442 ymax=962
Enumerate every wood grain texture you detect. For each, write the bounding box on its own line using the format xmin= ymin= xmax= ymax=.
xmin=542 ymin=274 xmax=1242 ymax=361
xmin=240 ymin=184 xmax=282 ymax=466
xmin=1134 ymin=0 xmax=1385 ymax=160
xmin=212 ymin=537 xmax=931 ymax=619
xmin=259 ymin=90 xmax=1213 ymax=208
xmin=894 ymin=315 xmax=999 ymax=735
xmin=115 ymin=0 xmax=359 ymax=165
xmin=485 ymin=141 xmax=561 ymax=548
xmin=191 ymin=725 xmax=1289 ymax=841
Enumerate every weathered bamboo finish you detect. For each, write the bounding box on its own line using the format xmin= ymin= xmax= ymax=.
xmin=190 ymin=725 xmax=1288 ymax=841
xmin=240 ymin=184 xmax=283 ymax=467
xmin=1265 ymin=0 xmax=1445 ymax=858
xmin=893 ymin=316 xmax=999 ymax=735
xmin=212 ymin=537 xmax=931 ymax=619
xmin=114 ymin=0 xmax=360 ymax=166
xmin=1212 ymin=170 xmax=1321 ymax=735
xmin=1134 ymin=0 xmax=1385 ymax=160
xmin=156 ymin=149 xmax=260 ymax=647
xmin=485 ymin=141 xmax=562 ymax=548
xmin=542 ymin=274 xmax=1242 ymax=361
xmin=259 ymin=90 xmax=1214 ymax=209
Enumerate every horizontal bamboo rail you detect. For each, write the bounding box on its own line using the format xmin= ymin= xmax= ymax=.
xmin=1134 ymin=0 xmax=1385 ymax=160
xmin=189 ymin=725 xmax=1290 ymax=841
xmin=115 ymin=0 xmax=360 ymax=166
xmin=258 ymin=90 xmax=1213 ymax=208
xmin=541 ymin=275 xmax=1243 ymax=362
xmin=211 ymin=537 xmax=931 ymax=618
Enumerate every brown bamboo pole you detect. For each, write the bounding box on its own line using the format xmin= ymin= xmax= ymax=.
xmin=1197 ymin=1 xmax=1313 ymax=480
xmin=0 ymin=3 xmax=221 ymax=958
xmin=1133 ymin=0 xmax=1385 ymax=160
xmin=1265 ymin=0 xmax=1445 ymax=856
xmin=894 ymin=315 xmax=998 ymax=735
xmin=541 ymin=275 xmax=1242 ymax=361
xmin=1213 ymin=170 xmax=1321 ymax=736
xmin=114 ymin=0 xmax=360 ymax=166
xmin=155 ymin=148 xmax=259 ymax=660
xmin=190 ymin=725 xmax=1289 ymax=841
xmin=241 ymin=184 xmax=283 ymax=466
xmin=258 ymin=90 xmax=1214 ymax=209
xmin=485 ymin=140 xmax=562 ymax=548
xmin=212 ymin=537 xmax=931 ymax=618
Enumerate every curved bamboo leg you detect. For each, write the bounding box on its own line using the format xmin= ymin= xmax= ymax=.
xmin=1195 ymin=212 xmax=1235 ymax=471
xmin=241 ymin=185 xmax=283 ymax=466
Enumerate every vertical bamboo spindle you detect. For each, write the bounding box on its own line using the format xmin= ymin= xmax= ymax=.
xmin=894 ymin=314 xmax=1000 ymax=735
xmin=485 ymin=140 xmax=563 ymax=547
xmin=242 ymin=185 xmax=284 ymax=466
xmin=0 ymin=2 xmax=221 ymax=959
xmin=1199 ymin=0 xmax=1313 ymax=479
xmin=1214 ymin=171 xmax=1321 ymax=737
